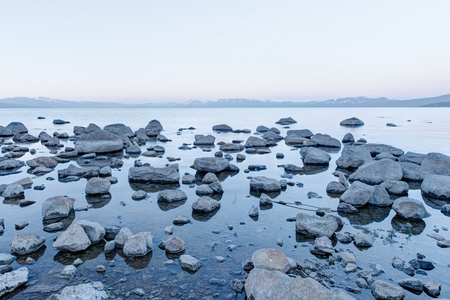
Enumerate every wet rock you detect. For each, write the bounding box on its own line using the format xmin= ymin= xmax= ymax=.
xmin=361 ymin=143 xmax=404 ymax=157
xmin=131 ymin=190 xmax=147 ymax=200
xmin=0 ymin=253 xmax=16 ymax=265
xmin=409 ymin=259 xmax=434 ymax=271
xmin=58 ymin=265 xmax=77 ymax=279
xmin=340 ymin=181 xmax=375 ymax=207
xmin=392 ymin=256 xmax=415 ymax=276
xmin=85 ymin=177 xmax=111 ymax=195
xmin=326 ymin=181 xmax=347 ymax=194
xmin=145 ymin=119 xmax=163 ymax=136
xmin=296 ymin=213 xmax=338 ymax=238
xmin=340 ymin=117 xmax=364 ymax=127
xmin=251 ymin=248 xmax=291 ymax=273
xmin=423 ymin=281 xmax=441 ymax=297
xmin=310 ymin=236 xmax=333 ymax=256
xmin=194 ymin=134 xmax=215 ymax=145
xmin=276 ymin=117 xmax=297 ymax=125
xmin=123 ymin=232 xmax=153 ymax=257
xmin=104 ymin=123 xmax=133 ymax=137
xmin=0 ymin=159 xmax=25 ymax=171
xmin=342 ymin=133 xmax=355 ymax=143
xmin=75 ymin=130 xmax=123 ymax=154
xmin=284 ymin=134 xmax=307 ymax=146
xmin=42 ymin=196 xmax=75 ymax=220
xmin=421 ymin=152 xmax=450 ymax=176
xmin=164 ymin=226 xmax=173 ymax=235
xmin=173 ymin=215 xmax=191 ymax=225
xmin=380 ymin=181 xmax=409 ymax=195
xmin=2 ymin=183 xmax=24 ymax=199
xmin=337 ymin=252 xmax=356 ymax=264
xmin=398 ymin=278 xmax=423 ymax=292
xmin=250 ymin=176 xmax=281 ymax=192
xmin=398 ymin=152 xmax=425 ymax=165
xmin=76 ymin=220 xmax=105 ymax=244
xmin=259 ymin=193 xmax=273 ymax=206
xmin=345 ymin=263 xmax=357 ymax=273
xmin=231 ymin=279 xmax=245 ymax=293
xmin=311 ymin=133 xmax=341 ymax=148
xmin=368 ymin=186 xmax=393 ymax=207
xmin=114 ymin=227 xmax=133 ymax=248
xmin=437 ymin=240 xmax=450 ymax=248
xmin=10 ymin=233 xmax=46 ymax=255
xmin=47 ymin=282 xmax=108 ymax=300
xmin=15 ymin=221 xmax=29 ymax=230
xmin=157 ymin=190 xmax=187 ymax=202
xmin=192 ymin=157 xmax=230 ymax=172
xmin=0 ymin=267 xmax=29 ymax=297
xmin=53 ymin=224 xmax=91 ymax=252
xmin=126 ymin=144 xmax=141 ymax=155
xmin=0 ymin=126 xmax=13 ymax=137
xmin=244 ymin=136 xmax=267 ymax=148
xmin=392 ymin=197 xmax=429 ymax=220
xmin=248 ymin=205 xmax=259 ymax=217
xmin=180 ymin=254 xmax=202 ymax=272
xmin=337 ymin=203 xmax=358 ymax=214
xmin=128 ymin=166 xmax=180 ymax=183
xmin=336 ymin=146 xmax=372 ymax=169
xmin=6 ymin=122 xmax=28 ymax=134
xmin=209 ymin=278 xmax=227 ymax=286
xmin=399 ymin=162 xmax=432 ymax=182
xmin=262 ymin=130 xmax=283 ymax=141
xmin=220 ymin=143 xmax=244 ymax=152
xmin=349 ymin=159 xmax=403 ymax=185
xmin=192 ymin=196 xmax=221 ymax=212
xmin=196 ymin=184 xmax=214 ymax=195
xmin=354 ymin=232 xmax=374 ymax=248
xmin=104 ymin=241 xmax=115 ymax=253
xmin=105 ymin=225 xmax=121 ymax=239
xmin=44 ymin=137 xmax=60 ymax=147
xmin=212 ymin=124 xmax=232 ymax=132
xmin=43 ymin=222 xmax=64 ymax=232
xmin=336 ymin=233 xmax=353 ymax=244
xmin=182 ymin=174 xmax=195 ymax=184
xmin=165 ymin=236 xmax=185 ymax=253
xmin=300 ymin=147 xmax=331 ymax=165
xmin=371 ymin=280 xmax=405 ymax=300
xmin=421 ymin=174 xmax=450 ymax=200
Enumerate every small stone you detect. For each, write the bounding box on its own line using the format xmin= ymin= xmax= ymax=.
xmin=423 ymin=281 xmax=441 ymax=297
xmin=96 ymin=265 xmax=106 ymax=273
xmin=73 ymin=258 xmax=83 ymax=266
xmin=345 ymin=263 xmax=357 ymax=273
xmin=164 ymin=225 xmax=174 ymax=235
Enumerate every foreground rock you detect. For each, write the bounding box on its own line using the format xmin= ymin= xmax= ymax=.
xmin=47 ymin=281 xmax=108 ymax=300
xmin=371 ymin=280 xmax=405 ymax=300
xmin=128 ymin=165 xmax=180 ymax=183
xmin=85 ymin=177 xmax=111 ymax=195
xmin=421 ymin=175 xmax=450 ymax=200
xmin=123 ymin=232 xmax=153 ymax=257
xmin=421 ymin=152 xmax=450 ymax=176
xmin=340 ymin=181 xmax=375 ymax=207
xmin=75 ymin=130 xmax=123 ymax=154
xmin=245 ymin=268 xmax=354 ymax=300
xmin=180 ymin=254 xmax=202 ymax=272
xmin=76 ymin=220 xmax=105 ymax=244
xmin=336 ymin=146 xmax=372 ymax=169
xmin=53 ymin=224 xmax=92 ymax=252
xmin=42 ymin=196 xmax=75 ymax=220
xmin=300 ymin=147 xmax=331 ymax=165
xmin=296 ymin=213 xmax=338 ymax=238
xmin=192 ymin=157 xmax=230 ymax=172
xmin=192 ymin=196 xmax=221 ymax=212
xmin=250 ymin=176 xmax=281 ymax=193
xmin=349 ymin=159 xmax=403 ymax=185
xmin=252 ymin=249 xmax=292 ymax=273
xmin=10 ymin=233 xmax=46 ymax=255
xmin=0 ymin=267 xmax=29 ymax=297
xmin=165 ymin=236 xmax=185 ymax=253
xmin=392 ymin=197 xmax=429 ymax=220
xmin=340 ymin=117 xmax=364 ymax=127
xmin=157 ymin=190 xmax=187 ymax=202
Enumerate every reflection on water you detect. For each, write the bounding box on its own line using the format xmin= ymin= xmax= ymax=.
xmin=338 ymin=205 xmax=391 ymax=225
xmin=192 ymin=208 xmax=220 ymax=222
xmin=85 ymin=193 xmax=112 ymax=208
xmin=53 ymin=241 xmax=105 ymax=265
xmin=157 ymin=199 xmax=187 ymax=211
xmin=16 ymin=245 xmax=47 ymax=265
xmin=391 ymin=215 xmax=426 ymax=235
xmin=129 ymin=182 xmax=180 ymax=193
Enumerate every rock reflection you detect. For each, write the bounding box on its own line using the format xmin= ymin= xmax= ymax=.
xmin=338 ymin=206 xmax=391 ymax=225
xmin=115 ymin=249 xmax=152 ymax=269
xmin=192 ymin=208 xmax=220 ymax=222
xmin=249 ymin=190 xmax=281 ymax=199
xmin=422 ymin=195 xmax=449 ymax=210
xmin=42 ymin=211 xmax=75 ymax=231
xmin=302 ymin=164 xmax=329 ymax=175
xmin=75 ymin=152 xmax=123 ymax=168
xmin=16 ymin=246 xmax=46 ymax=265
xmin=194 ymin=171 xmax=238 ymax=183
xmin=85 ymin=193 xmax=112 ymax=208
xmin=295 ymin=232 xmax=316 ymax=243
xmin=158 ymin=199 xmax=187 ymax=211
xmin=165 ymin=251 xmax=185 ymax=260
xmin=54 ymin=241 xmax=105 ymax=265
xmin=129 ymin=182 xmax=180 ymax=193
xmin=391 ymin=215 xmax=426 ymax=235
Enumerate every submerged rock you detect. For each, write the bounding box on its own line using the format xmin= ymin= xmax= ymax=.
xmin=47 ymin=281 xmax=108 ymax=300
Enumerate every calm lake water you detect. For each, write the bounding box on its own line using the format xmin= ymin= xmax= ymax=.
xmin=0 ymin=107 xmax=449 ymax=299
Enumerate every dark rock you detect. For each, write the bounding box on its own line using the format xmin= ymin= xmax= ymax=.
xmin=340 ymin=117 xmax=364 ymax=127
xmin=392 ymin=197 xmax=429 ymax=220
xmin=349 ymin=159 xmax=403 ymax=185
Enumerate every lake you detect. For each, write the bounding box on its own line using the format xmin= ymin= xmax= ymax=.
xmin=0 ymin=107 xmax=449 ymax=299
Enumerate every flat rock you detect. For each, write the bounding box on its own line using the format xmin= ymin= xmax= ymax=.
xmin=250 ymin=176 xmax=281 ymax=192
xmin=423 ymin=281 xmax=441 ymax=297
xmin=10 ymin=233 xmax=46 ymax=255
xmin=326 ymin=181 xmax=347 ymax=194
xmin=128 ymin=166 xmax=180 ymax=183
xmin=354 ymin=232 xmax=375 ymax=248
xmin=212 ymin=124 xmax=232 ymax=132
xmin=311 ymin=133 xmax=341 ymax=148
xmin=340 ymin=117 xmax=364 ymax=127
xmin=53 ymin=224 xmax=92 ymax=252
xmin=131 ymin=190 xmax=147 ymax=200
xmin=192 ymin=157 xmax=230 ymax=172
xmin=0 ymin=267 xmax=29 ymax=297
xmin=361 ymin=143 xmax=404 ymax=157
xmin=399 ymin=162 xmax=432 ymax=182
xmin=194 ymin=134 xmax=215 ymax=145
xmin=398 ymin=278 xmax=423 ymax=292
xmin=296 ymin=213 xmax=338 ymax=238
xmin=371 ymin=280 xmax=405 ymax=300
xmin=180 ymin=255 xmax=202 ymax=272
xmin=336 ymin=146 xmax=372 ymax=169
xmin=349 ymin=159 xmax=403 ymax=185
xmin=392 ymin=197 xmax=429 ymax=220
xmin=85 ymin=177 xmax=111 ymax=195
xmin=75 ymin=130 xmax=123 ymax=154
xmin=2 ymin=183 xmax=24 ymax=199
xmin=104 ymin=123 xmax=133 ymax=137
xmin=398 ymin=151 xmax=426 ymax=165
xmin=244 ymin=136 xmax=267 ymax=148
xmin=0 ymin=253 xmax=16 ymax=265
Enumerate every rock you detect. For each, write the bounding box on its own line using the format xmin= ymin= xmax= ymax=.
xmin=398 ymin=152 xmax=426 ymax=165
xmin=104 ymin=123 xmax=133 ymax=137
xmin=342 ymin=133 xmax=355 ymax=143
xmin=300 ymin=147 xmax=331 ymax=165
xmin=180 ymin=254 xmax=202 ymax=272
xmin=437 ymin=240 xmax=450 ymax=247
xmin=212 ymin=124 xmax=232 ymax=132
xmin=231 ymin=279 xmax=245 ymax=293
xmin=345 ymin=263 xmax=358 ymax=273
xmin=340 ymin=181 xmax=375 ymax=207
xmin=252 ymin=249 xmax=292 ymax=273
xmin=336 ymin=233 xmax=353 ymax=244
xmin=43 ymin=222 xmax=64 ymax=232
xmin=220 ymin=143 xmax=244 ymax=152
xmin=326 ymin=181 xmax=347 ymax=194
xmin=262 ymin=130 xmax=283 ymax=141
xmin=310 ymin=236 xmax=333 ymax=255
xmin=42 ymin=196 xmax=75 ymax=220
xmin=76 ymin=220 xmax=105 ymax=244
xmin=128 ymin=166 xmax=180 ymax=183
xmin=194 ymin=134 xmax=215 ymax=145
xmin=296 ymin=213 xmax=338 ymax=238
xmin=423 ymin=281 xmax=441 ymax=297
xmin=157 ymin=190 xmax=187 ymax=202
xmin=53 ymin=224 xmax=92 ymax=252
xmin=421 ymin=174 xmax=450 ymax=200
xmin=114 ymin=227 xmax=133 ymax=248
xmin=368 ymin=186 xmax=393 ymax=207
xmin=336 ymin=146 xmax=372 ymax=169
xmin=380 ymin=181 xmax=409 ymax=195
xmin=276 ymin=117 xmax=297 ymax=125
xmin=196 ymin=184 xmax=214 ymax=195
xmin=47 ymin=282 xmax=108 ymax=300
xmin=0 ymin=126 xmax=13 ymax=137
xmin=361 ymin=143 xmax=404 ymax=157
xmin=0 ymin=253 xmax=16 ymax=265
xmin=10 ymin=233 xmax=46 ymax=255
xmin=105 ymin=225 xmax=121 ymax=239
xmin=182 ymin=174 xmax=195 ymax=184
xmin=399 ymin=162 xmax=432 ymax=182
xmin=250 ymin=176 xmax=281 ymax=192
xmin=192 ymin=157 xmax=230 ymax=172
xmin=192 ymin=196 xmax=221 ymax=212
xmin=165 ymin=236 xmax=185 ymax=253
xmin=44 ymin=137 xmax=60 ymax=147
xmin=337 ymin=203 xmax=358 ymax=213
xmin=354 ymin=232 xmax=374 ymax=248
xmin=123 ymin=232 xmax=153 ymax=257
xmin=371 ymin=280 xmax=404 ymax=300
xmin=145 ymin=119 xmax=163 ymax=136
xmin=349 ymin=159 xmax=403 ymax=185
xmin=409 ymin=258 xmax=434 ymax=270
xmin=311 ymin=133 xmax=341 ymax=148
xmin=132 ymin=190 xmax=147 ymax=200
xmin=244 ymin=136 xmax=268 ymax=148
xmin=398 ymin=278 xmax=423 ymax=292
xmin=0 ymin=267 xmax=29 ymax=297
xmin=15 ymin=221 xmax=29 ymax=230
xmin=392 ymin=197 xmax=429 ymax=220
xmin=259 ymin=193 xmax=273 ymax=206
xmin=126 ymin=144 xmax=141 ymax=155
xmin=164 ymin=226 xmax=173 ymax=235
xmin=0 ymin=159 xmax=25 ymax=171
xmin=340 ymin=117 xmax=364 ymax=127
xmin=59 ymin=265 xmax=77 ymax=279
xmin=248 ymin=205 xmax=259 ymax=217
xmin=85 ymin=177 xmax=111 ymax=195
xmin=337 ymin=252 xmax=356 ymax=264
xmin=202 ymin=172 xmax=219 ymax=184
xmin=307 ymin=191 xmax=322 ymax=199
xmin=421 ymin=152 xmax=450 ymax=176
xmin=284 ymin=134 xmax=307 ymax=146
xmin=104 ymin=241 xmax=115 ymax=253
xmin=5 ymin=122 xmax=28 ymax=134
xmin=392 ymin=256 xmax=415 ymax=276
xmin=173 ymin=215 xmax=191 ymax=225
xmin=75 ymin=130 xmax=123 ymax=154
xmin=2 ymin=183 xmax=24 ymax=199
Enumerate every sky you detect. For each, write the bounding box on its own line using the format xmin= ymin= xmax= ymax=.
xmin=1 ymin=0 xmax=449 ymax=103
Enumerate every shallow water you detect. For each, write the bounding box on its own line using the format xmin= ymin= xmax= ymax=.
xmin=0 ymin=107 xmax=449 ymax=299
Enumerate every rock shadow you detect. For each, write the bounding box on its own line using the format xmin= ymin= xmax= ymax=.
xmin=53 ymin=241 xmax=105 ymax=265
xmin=85 ymin=193 xmax=112 ymax=208
xmin=391 ymin=215 xmax=426 ymax=235
xmin=129 ymin=182 xmax=180 ymax=193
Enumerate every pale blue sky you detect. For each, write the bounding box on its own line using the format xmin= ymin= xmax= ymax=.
xmin=1 ymin=0 xmax=449 ymax=103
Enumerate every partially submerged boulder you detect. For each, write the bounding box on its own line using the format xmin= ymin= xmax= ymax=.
xmin=421 ymin=175 xmax=450 ymax=200
xmin=75 ymin=130 xmax=123 ymax=154
xmin=10 ymin=233 xmax=46 ymax=255
xmin=128 ymin=166 xmax=180 ymax=183
xmin=300 ymin=147 xmax=331 ymax=165
xmin=250 ymin=177 xmax=281 ymax=193
xmin=296 ymin=213 xmax=338 ymax=238
xmin=340 ymin=117 xmax=364 ymax=127
xmin=42 ymin=196 xmax=75 ymax=220
xmin=192 ymin=157 xmax=230 ymax=173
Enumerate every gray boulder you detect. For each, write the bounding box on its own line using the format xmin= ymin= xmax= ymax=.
xmin=0 ymin=267 xmax=29 ymax=297
xmin=423 ymin=281 xmax=441 ymax=298
xmin=371 ymin=280 xmax=405 ymax=300
xmin=157 ymin=190 xmax=187 ymax=202
xmin=342 ymin=133 xmax=355 ymax=143
xmin=0 ymin=253 xmax=16 ymax=265
xmin=219 ymin=143 xmax=244 ymax=152
xmin=276 ymin=117 xmax=297 ymax=125
xmin=259 ymin=193 xmax=273 ymax=206
xmin=75 ymin=220 xmax=105 ymax=244
xmin=296 ymin=213 xmax=338 ymax=238
xmin=399 ymin=162 xmax=432 ymax=182
xmin=361 ymin=143 xmax=404 ymax=157
xmin=128 ymin=166 xmax=180 ymax=183
xmin=252 ymin=249 xmax=291 ymax=273
xmin=195 ymin=184 xmax=214 ymax=196
xmin=0 ymin=159 xmax=25 ymax=170
xmin=398 ymin=278 xmax=423 ymax=292
xmin=193 ymin=157 xmax=230 ymax=172
xmin=326 ymin=181 xmax=347 ymax=194
xmin=340 ymin=117 xmax=364 ymax=127
xmin=144 ymin=120 xmax=163 ymax=136
xmin=0 ymin=126 xmax=13 ymax=137
xmin=114 ymin=227 xmax=133 ymax=248
xmin=104 ymin=123 xmax=134 ymax=137
xmin=180 ymin=254 xmax=203 ymax=272
xmin=85 ymin=177 xmax=111 ymax=195
xmin=311 ymin=133 xmax=341 ymax=148
xmin=392 ymin=197 xmax=429 ymax=220
xmin=2 ymin=183 xmax=24 ymax=199
xmin=10 ymin=233 xmax=46 ymax=255
xmin=250 ymin=176 xmax=281 ymax=192
xmin=42 ymin=196 xmax=75 ymax=220
xmin=336 ymin=146 xmax=372 ymax=169
xmin=53 ymin=224 xmax=92 ymax=252
xmin=349 ymin=159 xmax=403 ymax=185
xmin=194 ymin=134 xmax=215 ymax=145
xmin=248 ymin=205 xmax=259 ymax=217
xmin=192 ymin=196 xmax=221 ymax=212
xmin=380 ymin=181 xmax=409 ymax=195
xmin=5 ymin=122 xmax=28 ymax=134
xmin=47 ymin=281 xmax=108 ymax=300
xmin=202 ymin=172 xmax=219 ymax=183
xmin=123 ymin=232 xmax=153 ymax=257
xmin=310 ymin=236 xmax=333 ymax=255
xmin=286 ymin=129 xmax=313 ymax=138
xmin=262 ymin=130 xmax=283 ymax=141
xmin=75 ymin=130 xmax=123 ymax=154
xmin=245 ymin=136 xmax=267 ymax=148
xmin=212 ymin=124 xmax=232 ymax=132
xmin=421 ymin=152 xmax=450 ymax=176
xmin=284 ymin=134 xmax=307 ymax=146
xmin=421 ymin=175 xmax=450 ymax=200
xmin=354 ymin=232 xmax=375 ymax=248
xmin=340 ymin=181 xmax=375 ymax=207
xmin=165 ymin=236 xmax=185 ymax=253
xmin=300 ymin=147 xmax=331 ymax=165
xmin=369 ymin=186 xmax=393 ymax=207
xmin=398 ymin=151 xmax=426 ymax=165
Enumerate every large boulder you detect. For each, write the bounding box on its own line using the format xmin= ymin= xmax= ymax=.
xmin=311 ymin=133 xmax=341 ymax=148
xmin=2 ymin=183 xmax=24 ymax=199
xmin=10 ymin=233 xmax=46 ymax=255
xmin=27 ymin=156 xmax=58 ymax=169
xmin=165 ymin=236 xmax=185 ymax=254
xmin=340 ymin=181 xmax=375 ymax=207
xmin=245 ymin=268 xmax=354 ymax=300
xmin=399 ymin=162 xmax=432 ymax=182
xmin=336 ymin=146 xmax=372 ymax=169
xmin=53 ymin=224 xmax=92 ymax=252
xmin=47 ymin=282 xmax=108 ymax=300
xmin=392 ymin=197 xmax=429 ymax=220
xmin=157 ymin=190 xmax=187 ymax=202
xmin=42 ymin=196 xmax=75 ymax=220
xmin=380 ymin=181 xmax=409 ymax=195
xmin=128 ymin=166 xmax=180 ymax=183
xmin=349 ymin=159 xmax=403 ymax=185
xmin=252 ymin=249 xmax=291 ymax=273
xmin=194 ymin=134 xmax=215 ymax=145
xmin=399 ymin=152 xmax=426 ymax=165
xmin=421 ymin=175 xmax=450 ymax=200
xmin=104 ymin=123 xmax=134 ymax=137
xmin=296 ymin=213 xmax=338 ymax=238
xmin=145 ymin=120 xmax=163 ymax=136
xmin=371 ymin=280 xmax=405 ymax=300
xmin=212 ymin=124 xmax=232 ymax=132
xmin=0 ymin=159 xmax=25 ymax=171
xmin=0 ymin=126 xmax=13 ymax=137
xmin=421 ymin=152 xmax=450 ymax=176
xmin=0 ymin=267 xmax=29 ymax=297
xmin=300 ymin=147 xmax=331 ymax=165
xmin=123 ymin=232 xmax=153 ymax=257
xmin=361 ymin=144 xmax=404 ymax=157
xmin=250 ymin=177 xmax=281 ymax=193
xmin=368 ymin=186 xmax=393 ymax=207
xmin=192 ymin=196 xmax=221 ymax=212
xmin=245 ymin=136 xmax=267 ymax=148
xmin=75 ymin=130 xmax=123 ymax=154
xmin=5 ymin=122 xmax=28 ymax=134
xmin=340 ymin=117 xmax=364 ymax=127
xmin=284 ymin=134 xmax=307 ymax=146
xmin=193 ymin=157 xmax=230 ymax=172
xmin=85 ymin=177 xmax=111 ymax=195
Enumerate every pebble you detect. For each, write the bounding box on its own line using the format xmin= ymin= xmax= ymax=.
xmin=214 ymin=256 xmax=226 ymax=263
xmin=96 ymin=265 xmax=106 ymax=273
xmin=15 ymin=221 xmax=29 ymax=230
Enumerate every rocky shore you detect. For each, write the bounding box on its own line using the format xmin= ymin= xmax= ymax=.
xmin=0 ymin=115 xmax=449 ymax=299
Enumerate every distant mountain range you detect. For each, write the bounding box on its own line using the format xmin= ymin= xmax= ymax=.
xmin=1 ymin=94 xmax=450 ymax=108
